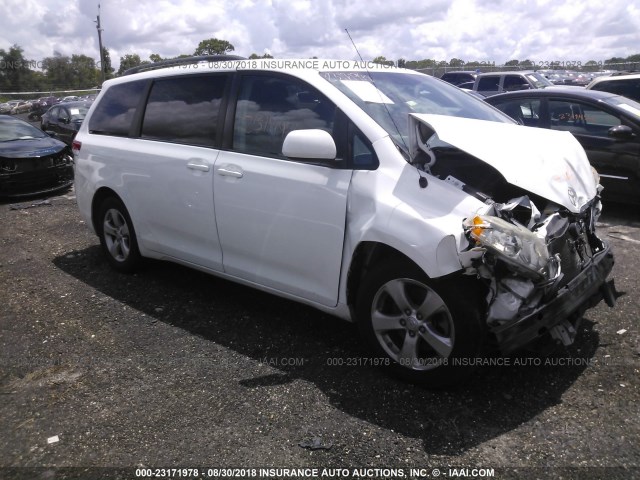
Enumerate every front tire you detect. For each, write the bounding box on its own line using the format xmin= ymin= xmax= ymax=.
xmin=97 ymin=197 xmax=142 ymax=273
xmin=356 ymin=260 xmax=486 ymax=387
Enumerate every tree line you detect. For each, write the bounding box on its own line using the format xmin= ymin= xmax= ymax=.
xmin=374 ymin=54 xmax=640 ymax=71
xmin=2 ymin=38 xmax=639 ymax=94
xmin=0 ymin=38 xmax=249 ymax=93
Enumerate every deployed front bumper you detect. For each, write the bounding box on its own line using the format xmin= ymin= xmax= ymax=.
xmin=491 ymin=244 xmax=615 ymax=353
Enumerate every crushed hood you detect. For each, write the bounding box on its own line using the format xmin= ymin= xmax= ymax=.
xmin=0 ymin=137 xmax=66 ymax=159
xmin=408 ymin=114 xmax=596 ymax=213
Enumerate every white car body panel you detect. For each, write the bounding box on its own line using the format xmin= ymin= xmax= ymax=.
xmin=75 ymin=135 xmax=224 ymax=271
xmin=338 ymin=136 xmax=486 ymax=309
xmin=213 ymin=150 xmax=351 ymax=307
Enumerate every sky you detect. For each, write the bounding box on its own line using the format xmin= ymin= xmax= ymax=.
xmin=1 ymin=0 xmax=639 ymax=70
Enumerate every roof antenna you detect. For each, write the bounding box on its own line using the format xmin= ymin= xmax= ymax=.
xmin=344 ymin=29 xmax=428 ymax=189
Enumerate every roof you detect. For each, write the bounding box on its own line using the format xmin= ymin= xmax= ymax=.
xmin=101 ymin=58 xmax=409 ymax=89
xmin=122 ymin=54 xmax=246 ymax=75
xmin=587 ymin=72 xmax=640 ymax=88
xmin=476 ymin=70 xmax=539 ymax=76
xmin=484 ymin=86 xmax=621 ymax=102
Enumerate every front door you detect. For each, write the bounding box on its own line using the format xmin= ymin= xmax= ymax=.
xmin=214 ymin=73 xmax=351 ymax=306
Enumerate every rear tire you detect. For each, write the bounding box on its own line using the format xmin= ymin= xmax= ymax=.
xmin=356 ymin=259 xmax=486 ymax=387
xmin=96 ymin=197 xmax=142 ymax=273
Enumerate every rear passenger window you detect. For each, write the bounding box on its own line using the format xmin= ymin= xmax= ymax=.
xmin=89 ymin=80 xmax=146 ymax=136
xmin=478 ymin=76 xmax=500 ymax=92
xmin=142 ymin=75 xmax=228 ymax=147
xmin=233 ymin=75 xmax=336 ymax=158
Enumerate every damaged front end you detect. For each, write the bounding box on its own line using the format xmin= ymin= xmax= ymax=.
xmin=462 ymin=197 xmax=617 ymax=353
xmin=407 ymin=113 xmax=618 ymax=353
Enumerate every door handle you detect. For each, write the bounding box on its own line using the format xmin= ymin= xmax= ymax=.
xmin=187 ymin=160 xmax=210 ymax=172
xmin=217 ymin=165 xmax=244 ymax=178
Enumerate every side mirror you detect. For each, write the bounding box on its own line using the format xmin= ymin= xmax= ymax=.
xmin=282 ymin=129 xmax=337 ymax=161
xmin=58 ymin=117 xmax=70 ymax=124
xmin=608 ymin=125 xmax=635 ymax=139
xmin=46 ymin=130 xmax=58 ymax=138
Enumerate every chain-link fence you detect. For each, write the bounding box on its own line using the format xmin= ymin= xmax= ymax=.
xmin=415 ymin=61 xmax=640 ymax=78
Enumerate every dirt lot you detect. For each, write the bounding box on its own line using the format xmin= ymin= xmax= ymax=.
xmin=0 ymin=186 xmax=638 ymax=480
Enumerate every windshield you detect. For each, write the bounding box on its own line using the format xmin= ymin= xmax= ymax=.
xmin=604 ymin=95 xmax=640 ymax=119
xmin=320 ymin=71 xmax=511 ymax=147
xmin=0 ymin=118 xmax=48 ymax=142
xmin=526 ymin=72 xmax=554 ymax=88
xmin=68 ymin=106 xmax=90 ymax=120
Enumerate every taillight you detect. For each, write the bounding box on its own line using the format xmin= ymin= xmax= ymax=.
xmin=72 ymin=140 xmax=81 ymax=154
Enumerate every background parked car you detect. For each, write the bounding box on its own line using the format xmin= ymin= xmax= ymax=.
xmin=41 ymin=101 xmax=92 ymax=146
xmin=61 ymin=95 xmax=80 ymax=102
xmin=484 ymin=87 xmax=640 ymax=204
xmin=0 ymin=115 xmax=73 ymax=197
xmin=0 ymin=101 xmax=15 ymax=114
xmin=540 ymin=70 xmax=593 ymax=86
xmin=28 ymin=96 xmax=60 ymax=121
xmin=587 ymin=72 xmax=640 ymax=102
xmin=473 ymin=71 xmax=555 ymax=96
xmin=3 ymin=100 xmax=23 ymax=114
xmin=440 ymin=71 xmax=478 ymax=86
xmin=456 ymin=81 xmax=476 ymax=90
xmin=11 ymin=100 xmax=32 ymax=114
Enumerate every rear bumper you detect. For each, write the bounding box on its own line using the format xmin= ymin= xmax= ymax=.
xmin=492 ymin=245 xmax=615 ymax=353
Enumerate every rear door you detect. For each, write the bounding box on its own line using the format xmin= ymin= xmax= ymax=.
xmin=127 ymin=74 xmax=230 ymax=270
xmin=214 ymin=73 xmax=352 ymax=306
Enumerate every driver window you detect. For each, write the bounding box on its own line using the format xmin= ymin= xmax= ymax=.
xmin=233 ymin=75 xmax=336 ymax=158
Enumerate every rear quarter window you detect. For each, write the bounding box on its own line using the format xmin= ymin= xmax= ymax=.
xmin=88 ymin=80 xmax=146 ymax=136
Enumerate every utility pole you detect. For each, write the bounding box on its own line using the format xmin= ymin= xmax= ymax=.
xmin=95 ymin=4 xmax=105 ymax=83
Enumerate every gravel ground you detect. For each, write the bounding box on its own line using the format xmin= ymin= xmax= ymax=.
xmin=0 ymin=145 xmax=639 ymax=479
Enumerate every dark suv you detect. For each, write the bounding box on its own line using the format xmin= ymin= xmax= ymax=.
xmin=440 ymin=71 xmax=478 ymax=86
xmin=473 ymin=71 xmax=554 ymax=97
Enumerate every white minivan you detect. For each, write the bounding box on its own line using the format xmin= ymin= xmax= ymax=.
xmin=73 ymin=57 xmax=617 ymax=386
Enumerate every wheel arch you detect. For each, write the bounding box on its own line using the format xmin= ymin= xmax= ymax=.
xmin=91 ymin=186 xmax=123 ymax=234
xmin=346 ymin=242 xmax=423 ymax=315
xmin=346 ymin=239 xmax=485 ymax=317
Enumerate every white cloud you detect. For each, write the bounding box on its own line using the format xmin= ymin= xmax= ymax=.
xmin=0 ymin=0 xmax=639 ymax=70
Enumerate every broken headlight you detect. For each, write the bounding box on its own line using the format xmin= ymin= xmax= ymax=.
xmin=464 ymin=214 xmax=551 ymax=279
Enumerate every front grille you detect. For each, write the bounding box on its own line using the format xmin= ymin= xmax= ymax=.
xmin=0 ymin=151 xmax=73 ymax=197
